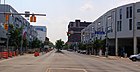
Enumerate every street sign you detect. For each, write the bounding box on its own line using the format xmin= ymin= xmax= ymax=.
xmin=95 ymin=31 xmax=105 ymax=35
xmin=25 ymin=11 xmax=30 ymax=17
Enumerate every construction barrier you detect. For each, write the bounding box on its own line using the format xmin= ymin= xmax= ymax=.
xmin=34 ymin=52 xmax=39 ymax=57
xmin=9 ymin=52 xmax=13 ymax=57
xmin=13 ymin=51 xmax=16 ymax=56
xmin=0 ymin=52 xmax=2 ymax=59
xmin=2 ymin=52 xmax=8 ymax=59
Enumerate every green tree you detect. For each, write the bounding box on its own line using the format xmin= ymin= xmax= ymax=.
xmin=31 ymin=38 xmax=42 ymax=48
xmin=55 ymin=39 xmax=64 ymax=51
xmin=9 ymin=24 xmax=23 ymax=51
xmin=94 ymin=39 xmax=105 ymax=49
xmin=63 ymin=43 xmax=69 ymax=50
xmin=78 ymin=43 xmax=86 ymax=50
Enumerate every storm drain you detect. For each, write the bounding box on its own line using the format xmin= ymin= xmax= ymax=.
xmin=46 ymin=68 xmax=87 ymax=72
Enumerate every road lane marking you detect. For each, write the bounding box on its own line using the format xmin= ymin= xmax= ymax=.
xmin=46 ymin=68 xmax=87 ymax=72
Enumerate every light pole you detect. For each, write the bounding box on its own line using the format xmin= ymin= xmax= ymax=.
xmin=105 ymin=15 xmax=112 ymax=57
xmin=105 ymin=29 xmax=108 ymax=57
xmin=105 ymin=15 xmax=108 ymax=57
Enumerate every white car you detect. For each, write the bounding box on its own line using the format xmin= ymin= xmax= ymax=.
xmin=129 ymin=54 xmax=140 ymax=61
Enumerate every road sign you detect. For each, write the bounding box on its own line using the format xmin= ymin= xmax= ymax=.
xmin=25 ymin=11 xmax=30 ymax=17
xmin=95 ymin=31 xmax=105 ymax=35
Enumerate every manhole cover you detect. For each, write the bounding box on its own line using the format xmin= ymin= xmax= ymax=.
xmin=46 ymin=68 xmax=87 ymax=72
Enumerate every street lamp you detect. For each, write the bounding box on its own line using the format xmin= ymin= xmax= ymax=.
xmin=105 ymin=16 xmax=112 ymax=57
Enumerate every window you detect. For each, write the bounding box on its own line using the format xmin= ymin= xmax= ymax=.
xmin=120 ymin=9 xmax=122 ymax=19
xmin=76 ymin=23 xmax=78 ymax=27
xmin=71 ymin=24 xmax=73 ymax=27
xmin=130 ymin=6 xmax=132 ymax=18
xmin=117 ymin=21 xmax=120 ymax=31
xmin=126 ymin=7 xmax=129 ymax=18
xmin=117 ymin=21 xmax=122 ymax=31
xmin=126 ymin=6 xmax=133 ymax=18
xmin=137 ymin=9 xmax=140 ymax=13
xmin=120 ymin=21 xmax=122 ymax=31
xmin=137 ymin=22 xmax=140 ymax=29
xmin=129 ymin=19 xmax=132 ymax=30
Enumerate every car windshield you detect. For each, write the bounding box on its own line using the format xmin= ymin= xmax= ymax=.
xmin=0 ymin=0 xmax=140 ymax=72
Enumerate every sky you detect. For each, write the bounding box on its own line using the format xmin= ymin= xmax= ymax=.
xmin=1 ymin=0 xmax=140 ymax=43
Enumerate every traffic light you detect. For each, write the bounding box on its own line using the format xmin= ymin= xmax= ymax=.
xmin=4 ymin=23 xmax=8 ymax=31
xmin=5 ymin=14 xmax=9 ymax=22
xmin=30 ymin=15 xmax=36 ymax=22
xmin=67 ymin=32 xmax=71 ymax=36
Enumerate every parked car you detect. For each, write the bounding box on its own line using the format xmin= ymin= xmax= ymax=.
xmin=80 ymin=50 xmax=86 ymax=54
xmin=129 ymin=53 xmax=140 ymax=61
xmin=67 ymin=49 xmax=73 ymax=52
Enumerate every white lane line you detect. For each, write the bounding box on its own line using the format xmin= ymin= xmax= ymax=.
xmin=46 ymin=68 xmax=87 ymax=72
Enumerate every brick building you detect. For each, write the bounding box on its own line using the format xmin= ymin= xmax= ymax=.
xmin=67 ymin=20 xmax=91 ymax=50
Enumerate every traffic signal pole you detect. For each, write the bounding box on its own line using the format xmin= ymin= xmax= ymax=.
xmin=0 ymin=12 xmax=46 ymax=16
xmin=0 ymin=12 xmax=46 ymax=55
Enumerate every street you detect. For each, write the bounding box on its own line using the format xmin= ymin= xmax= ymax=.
xmin=0 ymin=50 xmax=140 ymax=72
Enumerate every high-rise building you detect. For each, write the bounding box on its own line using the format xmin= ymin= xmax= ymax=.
xmin=34 ymin=26 xmax=47 ymax=43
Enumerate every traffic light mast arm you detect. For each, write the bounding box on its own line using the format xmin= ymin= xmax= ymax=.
xmin=0 ymin=12 xmax=46 ymax=16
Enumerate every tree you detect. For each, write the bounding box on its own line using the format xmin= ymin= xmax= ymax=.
xmin=78 ymin=43 xmax=86 ymax=50
xmin=8 ymin=24 xmax=23 ymax=51
xmin=55 ymin=39 xmax=64 ymax=51
xmin=63 ymin=43 xmax=69 ymax=50
xmin=93 ymin=39 xmax=106 ymax=55
xmin=31 ymin=38 xmax=42 ymax=48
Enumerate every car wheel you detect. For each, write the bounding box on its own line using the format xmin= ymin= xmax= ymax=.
xmin=132 ymin=57 xmax=137 ymax=61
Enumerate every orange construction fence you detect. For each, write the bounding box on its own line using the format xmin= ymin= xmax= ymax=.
xmin=13 ymin=51 xmax=16 ymax=56
xmin=0 ymin=52 xmax=2 ymax=59
xmin=9 ymin=52 xmax=12 ymax=57
xmin=2 ymin=52 xmax=8 ymax=59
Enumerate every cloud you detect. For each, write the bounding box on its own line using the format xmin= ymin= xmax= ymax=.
xmin=80 ymin=0 xmax=93 ymax=11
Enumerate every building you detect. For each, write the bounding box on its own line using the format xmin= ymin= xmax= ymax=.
xmin=81 ymin=2 xmax=140 ymax=56
xmin=0 ymin=4 xmax=30 ymax=52
xmin=33 ymin=26 xmax=47 ymax=43
xmin=67 ymin=20 xmax=91 ymax=50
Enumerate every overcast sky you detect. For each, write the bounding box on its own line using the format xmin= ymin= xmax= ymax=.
xmin=1 ymin=0 xmax=140 ymax=43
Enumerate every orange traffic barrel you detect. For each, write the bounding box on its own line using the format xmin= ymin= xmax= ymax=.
xmin=13 ymin=51 xmax=16 ymax=56
xmin=34 ymin=52 xmax=39 ymax=57
xmin=9 ymin=52 xmax=12 ymax=57
xmin=2 ymin=52 xmax=8 ymax=59
xmin=0 ymin=52 xmax=2 ymax=59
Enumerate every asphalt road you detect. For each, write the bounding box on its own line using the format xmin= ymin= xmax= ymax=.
xmin=0 ymin=50 xmax=140 ymax=72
